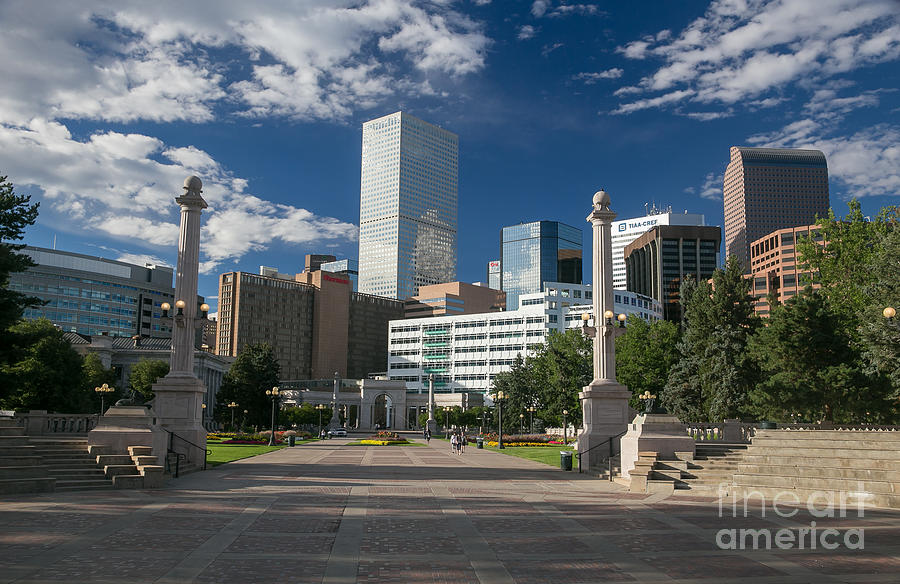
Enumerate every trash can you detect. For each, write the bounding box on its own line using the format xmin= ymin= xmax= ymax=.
xmin=288 ymin=435 xmax=296 ymax=447
xmin=476 ymin=437 xmax=484 ymax=449
xmin=560 ymin=451 xmax=572 ymax=471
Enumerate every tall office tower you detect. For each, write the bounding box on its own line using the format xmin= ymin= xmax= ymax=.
xmin=611 ymin=206 xmax=706 ymax=290
xmin=723 ymin=147 xmax=829 ymax=270
xmin=358 ymin=112 xmax=458 ymax=300
xmin=501 ymin=221 xmax=582 ymax=310
xmin=487 ymin=260 xmax=500 ymax=290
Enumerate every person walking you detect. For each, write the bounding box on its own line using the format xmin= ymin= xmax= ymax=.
xmin=450 ymin=432 xmax=458 ymax=455
xmin=461 ymin=433 xmax=467 ymax=454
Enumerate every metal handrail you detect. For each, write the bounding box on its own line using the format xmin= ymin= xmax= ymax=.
xmin=574 ymin=429 xmax=627 ymax=479
xmin=164 ymin=429 xmax=211 ymax=477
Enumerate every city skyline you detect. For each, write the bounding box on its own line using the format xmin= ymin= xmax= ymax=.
xmin=1 ymin=1 xmax=897 ymax=313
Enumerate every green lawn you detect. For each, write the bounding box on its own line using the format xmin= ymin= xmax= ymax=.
xmin=482 ymin=444 xmax=575 ymax=467
xmin=207 ymin=442 xmax=316 ymax=466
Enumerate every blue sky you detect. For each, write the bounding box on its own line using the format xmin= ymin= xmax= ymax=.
xmin=2 ymin=0 xmax=898 ymax=312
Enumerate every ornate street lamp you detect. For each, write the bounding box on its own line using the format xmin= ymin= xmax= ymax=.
xmin=242 ymin=409 xmax=248 ymax=431
xmin=94 ymin=383 xmax=114 ymax=416
xmin=519 ymin=412 xmax=525 ymax=434
xmin=639 ymin=391 xmax=657 ymax=414
xmin=316 ymin=404 xmax=326 ymax=437
xmin=494 ymin=391 xmax=506 ymax=449
xmin=227 ymin=401 xmax=239 ymax=431
xmin=265 ymin=386 xmax=280 ymax=446
xmin=562 ymin=409 xmax=569 ymax=445
xmin=442 ymin=406 xmax=452 ymax=437
xmin=527 ymin=406 xmax=537 ymax=433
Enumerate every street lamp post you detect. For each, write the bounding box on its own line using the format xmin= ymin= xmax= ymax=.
xmin=519 ymin=413 xmax=524 ymax=434
xmin=242 ymin=409 xmax=248 ymax=432
xmin=227 ymin=401 xmax=238 ymax=431
xmin=527 ymin=406 xmax=536 ymax=433
xmin=265 ymin=386 xmax=280 ymax=446
xmin=316 ymin=404 xmax=326 ymax=437
xmin=94 ymin=383 xmax=114 ymax=416
xmin=442 ymin=406 xmax=451 ymax=437
xmin=562 ymin=409 xmax=569 ymax=445
xmin=494 ymin=391 xmax=506 ymax=449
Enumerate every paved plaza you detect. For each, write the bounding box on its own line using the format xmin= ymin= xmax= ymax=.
xmin=2 ymin=438 xmax=899 ymax=584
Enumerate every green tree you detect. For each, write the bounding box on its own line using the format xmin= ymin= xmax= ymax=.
xmin=489 ymin=353 xmax=538 ymax=432
xmin=128 ymin=358 xmax=169 ymax=400
xmin=858 ymin=223 xmax=900 ymax=397
xmin=615 ymin=317 xmax=680 ymax=409
xmin=0 ymin=319 xmax=87 ymax=412
xmin=663 ymin=258 xmax=760 ymax=421
xmin=215 ymin=343 xmax=281 ymax=430
xmin=750 ymin=288 xmax=892 ymax=422
xmin=529 ymin=329 xmax=591 ymax=429
xmin=82 ymin=353 xmax=119 ymax=411
xmin=0 ymin=175 xmax=41 ymax=337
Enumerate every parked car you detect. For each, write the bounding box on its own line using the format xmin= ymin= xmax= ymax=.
xmin=328 ymin=428 xmax=348 ymax=438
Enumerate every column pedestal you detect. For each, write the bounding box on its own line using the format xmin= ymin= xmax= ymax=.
xmin=152 ymin=374 xmax=207 ymax=467
xmin=576 ymin=379 xmax=632 ymax=468
xmin=620 ymin=413 xmax=696 ymax=477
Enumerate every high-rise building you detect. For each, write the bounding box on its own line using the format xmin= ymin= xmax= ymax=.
xmin=358 ymin=112 xmax=458 ymax=300
xmin=723 ymin=147 xmax=829 ymax=270
xmin=9 ymin=246 xmax=180 ymax=337
xmin=305 ymin=254 xmax=336 ymax=273
xmin=748 ymin=225 xmax=823 ymax=317
xmin=403 ymin=281 xmax=505 ymax=319
xmin=500 ymin=221 xmax=582 ymax=310
xmin=624 ymin=225 xmax=721 ymax=321
xmin=216 ymin=269 xmax=403 ymax=380
xmin=611 ymin=207 xmax=706 ymax=290
xmin=487 ymin=260 xmax=500 ymax=290
xmin=320 ymin=258 xmax=359 ymax=292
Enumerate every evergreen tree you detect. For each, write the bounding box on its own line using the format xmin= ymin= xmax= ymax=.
xmin=858 ymin=223 xmax=900 ymax=398
xmin=215 ymin=343 xmax=281 ymax=429
xmin=0 ymin=174 xmax=41 ymax=336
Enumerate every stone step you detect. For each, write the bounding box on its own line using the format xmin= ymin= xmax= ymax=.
xmin=755 ymin=430 xmax=900 ymax=441
xmin=746 ymin=446 xmax=900 ymax=459
xmin=42 ymin=458 xmax=97 ymax=467
xmin=727 ymin=484 xmax=900 ymax=510
xmin=742 ymin=454 xmax=900 ymax=470
xmin=654 ymin=460 xmax=689 ymax=471
xmin=646 ymin=479 xmax=675 ymax=495
xmin=0 ymin=466 xmax=52 ymax=480
xmin=0 ymin=455 xmax=42 ymax=466
xmin=0 ymin=477 xmax=55 ymax=495
xmin=96 ymin=455 xmax=135 ymax=466
xmin=103 ymin=465 xmax=139 ymax=478
xmin=0 ymin=436 xmax=29 ymax=446
xmin=652 ymin=468 xmax=686 ymax=482
xmin=751 ymin=436 xmax=900 ymax=449
xmin=55 ymin=479 xmax=113 ymax=491
xmin=733 ymin=472 xmax=898 ymax=495
xmin=52 ymin=468 xmax=107 ymax=478
xmin=737 ymin=463 xmax=900 ymax=483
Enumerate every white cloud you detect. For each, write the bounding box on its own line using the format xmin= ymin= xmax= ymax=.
xmin=531 ymin=1 xmax=601 ymax=19
xmin=611 ymin=90 xmax=694 ymax=115
xmin=699 ymin=172 xmax=724 ymax=200
xmin=532 ymin=0 xmax=550 ymax=17
xmin=684 ymin=111 xmax=733 ymax=121
xmin=116 ymin=253 xmax=172 ymax=268
xmin=748 ymin=121 xmax=900 ymax=197
xmin=613 ymin=0 xmax=899 ymax=114
xmin=518 ymin=25 xmax=537 ymax=41
xmin=573 ymin=69 xmax=623 ymax=84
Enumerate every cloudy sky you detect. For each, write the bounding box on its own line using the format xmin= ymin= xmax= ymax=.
xmin=3 ymin=0 xmax=898 ymax=310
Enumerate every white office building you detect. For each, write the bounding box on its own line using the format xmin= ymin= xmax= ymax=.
xmin=611 ymin=207 xmax=706 ymax=289
xmin=387 ymin=282 xmax=662 ymax=396
xmin=358 ymin=112 xmax=458 ymax=300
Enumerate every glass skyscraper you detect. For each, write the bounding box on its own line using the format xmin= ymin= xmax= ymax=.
xmin=500 ymin=221 xmax=583 ymax=309
xmin=358 ymin=112 xmax=458 ymax=300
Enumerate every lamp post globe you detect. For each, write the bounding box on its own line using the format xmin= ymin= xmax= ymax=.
xmin=265 ymin=386 xmax=280 ymax=446
xmin=562 ymin=409 xmax=569 ymax=445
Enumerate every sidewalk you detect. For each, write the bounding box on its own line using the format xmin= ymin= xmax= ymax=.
xmin=1 ymin=438 xmax=899 ymax=583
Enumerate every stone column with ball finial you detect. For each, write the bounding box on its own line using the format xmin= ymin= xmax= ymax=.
xmin=576 ymin=190 xmax=633 ymax=469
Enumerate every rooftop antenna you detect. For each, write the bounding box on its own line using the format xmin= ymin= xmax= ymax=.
xmin=52 ymin=234 xmax=57 ymax=250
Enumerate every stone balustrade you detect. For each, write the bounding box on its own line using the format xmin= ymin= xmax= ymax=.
xmin=685 ymin=419 xmax=900 ymax=443
xmin=14 ymin=411 xmax=97 ymax=435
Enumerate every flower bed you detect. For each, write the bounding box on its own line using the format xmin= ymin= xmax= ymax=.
xmin=359 ymin=430 xmax=409 ymax=445
xmin=478 ymin=433 xmax=572 ymax=446
xmin=207 ymin=430 xmax=312 ymax=445
xmin=485 ymin=441 xmax=563 ymax=447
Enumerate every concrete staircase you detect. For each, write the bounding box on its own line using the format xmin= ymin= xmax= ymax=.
xmin=674 ymin=443 xmax=748 ymax=495
xmin=0 ymin=418 xmax=165 ymax=495
xmin=732 ymin=430 xmax=900 ymax=509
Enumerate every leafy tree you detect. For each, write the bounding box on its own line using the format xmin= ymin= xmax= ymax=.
xmin=280 ymin=404 xmax=331 ymax=429
xmin=82 ymin=353 xmax=119 ymax=411
xmin=750 ymin=288 xmax=893 ymax=422
xmin=128 ymin=358 xmax=169 ymax=400
xmin=615 ymin=317 xmax=680 ymax=409
xmin=858 ymin=223 xmax=900 ymax=397
xmin=0 ymin=174 xmax=41 ymax=337
xmin=215 ymin=343 xmax=280 ymax=430
xmin=529 ymin=329 xmax=591 ymax=429
xmin=489 ymin=353 xmax=538 ymax=432
xmin=0 ymin=319 xmax=87 ymax=412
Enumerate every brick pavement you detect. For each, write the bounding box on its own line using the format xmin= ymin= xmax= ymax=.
xmin=1 ymin=438 xmax=899 ymax=583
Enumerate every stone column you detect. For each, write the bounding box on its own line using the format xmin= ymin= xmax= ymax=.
xmin=577 ymin=190 xmax=632 ymax=468
xmin=426 ymin=374 xmax=437 ymax=435
xmin=149 ymin=176 xmax=209 ymax=465
xmin=327 ymin=372 xmax=342 ymax=429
